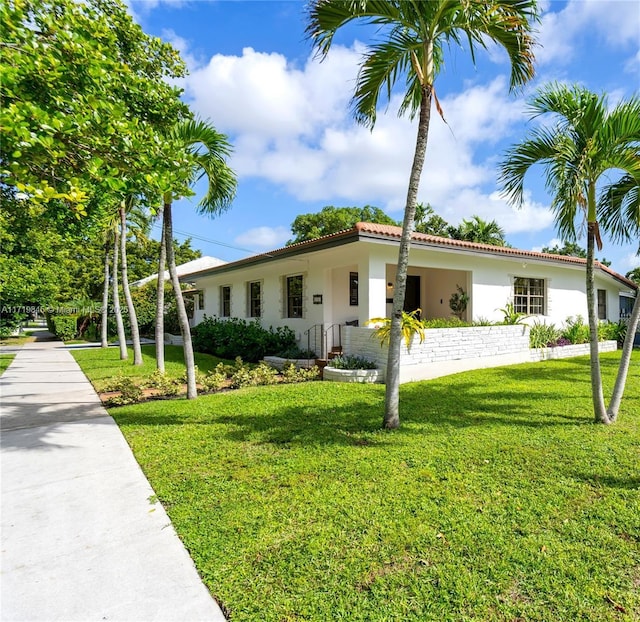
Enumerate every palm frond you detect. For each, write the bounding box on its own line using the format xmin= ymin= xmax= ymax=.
xmin=499 ymin=126 xmax=563 ymax=206
xmin=352 ymin=35 xmax=418 ymax=126
xmin=171 ymin=118 xmax=237 ymax=216
xmin=598 ymin=173 xmax=640 ymax=244
xmin=307 ymin=0 xmax=538 ymax=129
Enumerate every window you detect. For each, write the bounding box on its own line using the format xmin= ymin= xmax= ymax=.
xmin=513 ymin=277 xmax=545 ymax=315
xmin=197 ymin=290 xmax=205 ymax=311
xmin=248 ymin=281 xmax=262 ymax=318
xmin=349 ymin=272 xmax=359 ymax=306
xmin=220 ymin=286 xmax=231 ymax=317
xmin=286 ymin=275 xmax=303 ymax=318
xmin=597 ymin=289 xmax=607 ymax=320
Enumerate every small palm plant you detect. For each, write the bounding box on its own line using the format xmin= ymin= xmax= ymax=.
xmin=367 ymin=309 xmax=425 ymax=349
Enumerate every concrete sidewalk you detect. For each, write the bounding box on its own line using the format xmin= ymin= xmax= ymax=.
xmin=1 ymin=332 xmax=226 ymax=622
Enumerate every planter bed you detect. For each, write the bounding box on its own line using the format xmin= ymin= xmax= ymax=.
xmin=323 ymin=367 xmax=384 ymax=384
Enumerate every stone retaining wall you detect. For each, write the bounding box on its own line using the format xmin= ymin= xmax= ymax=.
xmin=343 ymin=325 xmax=530 ymax=370
xmin=341 ymin=325 xmax=618 ymax=384
xmin=530 ymin=340 xmax=617 ymax=361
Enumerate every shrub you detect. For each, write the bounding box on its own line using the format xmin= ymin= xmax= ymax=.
xmin=328 ymin=355 xmax=378 ymax=370
xmin=192 ymin=316 xmax=297 ymax=362
xmin=561 ymin=316 xmax=590 ymax=344
xmin=50 ymin=315 xmax=78 ymax=341
xmin=529 ymin=321 xmax=560 ymax=349
xmin=201 ymin=364 xmax=229 ymax=392
xmin=472 ymin=317 xmax=493 ymax=326
xmin=423 ymin=317 xmax=471 ymax=328
xmin=230 ymin=359 xmax=279 ymax=389
xmin=102 ymin=375 xmax=143 ymax=406
xmin=281 ymin=362 xmax=319 ymax=383
xmin=599 ymin=320 xmax=626 ymax=347
xmin=276 ymin=346 xmax=317 ymax=359
xmin=145 ymin=370 xmax=181 ymax=396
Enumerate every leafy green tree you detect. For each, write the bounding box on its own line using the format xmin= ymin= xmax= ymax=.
xmin=451 ymin=215 xmax=508 ymax=246
xmin=500 ymin=84 xmax=640 ymax=424
xmin=413 ymin=203 xmax=450 ymax=237
xmin=288 ymin=205 xmax=398 ymax=244
xmin=308 ymin=0 xmax=539 ymax=429
xmin=1 ymin=0 xmax=188 ymax=215
xmin=626 ymin=267 xmax=640 ymax=283
xmin=541 ymin=241 xmax=587 ymax=257
xmin=0 ymin=188 xmax=76 ymax=331
xmin=161 ymin=119 xmax=237 ymax=398
xmin=541 ymin=241 xmax=611 ymax=266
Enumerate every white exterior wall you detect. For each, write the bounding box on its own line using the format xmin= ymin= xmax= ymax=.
xmin=188 ymin=238 xmax=629 ymax=345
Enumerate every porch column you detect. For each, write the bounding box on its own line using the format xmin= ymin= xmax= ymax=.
xmin=359 ymin=255 xmax=387 ymax=324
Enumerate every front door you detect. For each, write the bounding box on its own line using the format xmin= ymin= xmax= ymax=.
xmin=404 ymin=275 xmax=421 ymax=316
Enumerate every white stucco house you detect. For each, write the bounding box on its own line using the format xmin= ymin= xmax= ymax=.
xmin=179 ymin=222 xmax=637 ymax=367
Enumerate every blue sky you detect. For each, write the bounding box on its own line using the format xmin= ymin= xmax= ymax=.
xmin=129 ymin=0 xmax=639 ymax=276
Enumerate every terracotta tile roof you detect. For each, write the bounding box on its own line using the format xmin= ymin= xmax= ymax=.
xmin=354 ymin=222 xmax=638 ymax=290
xmin=180 ymin=221 xmax=637 ymax=291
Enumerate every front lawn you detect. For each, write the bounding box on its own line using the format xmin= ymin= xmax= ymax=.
xmin=76 ymin=350 xmax=640 ymax=621
xmin=0 ymin=354 xmax=15 ymax=375
xmin=72 ymin=344 xmax=228 ymax=393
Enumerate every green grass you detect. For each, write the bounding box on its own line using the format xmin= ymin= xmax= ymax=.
xmin=75 ymin=350 xmax=640 ymax=621
xmin=0 ymin=354 xmax=15 ymax=375
xmin=72 ymin=344 xmax=228 ymax=392
xmin=0 ymin=333 xmax=33 ymax=347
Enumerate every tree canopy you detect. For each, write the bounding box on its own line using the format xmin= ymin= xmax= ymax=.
xmin=287 ymin=205 xmax=398 ymax=244
xmin=1 ymin=0 xmax=189 ymax=218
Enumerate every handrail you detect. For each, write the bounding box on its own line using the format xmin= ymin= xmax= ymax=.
xmin=304 ymin=324 xmax=324 ymax=358
xmin=323 ymin=323 xmax=343 ymax=358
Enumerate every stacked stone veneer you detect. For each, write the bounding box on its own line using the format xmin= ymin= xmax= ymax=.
xmin=343 ymin=325 xmax=530 ymax=372
xmin=341 ymin=326 xmax=618 ymax=384
xmin=530 ymin=340 xmax=617 ymax=361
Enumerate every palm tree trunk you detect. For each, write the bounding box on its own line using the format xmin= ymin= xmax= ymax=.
xmin=112 ymin=228 xmax=128 ymax=360
xmin=163 ymin=199 xmax=198 ymax=399
xmin=586 ymin=220 xmax=607 ymax=423
xmin=384 ymin=85 xmax=432 ymax=429
xmin=606 ymin=292 xmax=640 ymax=422
xmin=120 ymin=203 xmax=143 ymax=366
xmin=155 ymin=206 xmax=166 ymax=373
xmin=100 ymin=238 xmax=110 ymax=348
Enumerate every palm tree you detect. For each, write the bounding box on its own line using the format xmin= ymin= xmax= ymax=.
xmin=161 ymin=118 xmax=237 ymax=399
xmin=500 ymin=84 xmax=640 ymax=423
xmin=119 ymin=195 xmax=143 ymax=366
xmin=100 ymin=234 xmax=111 ymax=348
xmin=599 ymin=171 xmax=640 ymax=422
xmin=454 ymin=215 xmax=507 ymax=246
xmin=111 ymin=224 xmax=128 ymax=361
xmin=307 ymin=0 xmax=539 ymax=429
xmin=155 ymin=205 xmax=167 ymax=373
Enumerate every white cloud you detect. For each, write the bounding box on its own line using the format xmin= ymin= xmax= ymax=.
xmin=532 ymin=237 xmax=562 ymax=253
xmin=234 ymin=226 xmax=290 ymax=250
xmin=621 ymin=250 xmax=640 ymax=271
xmin=185 ymin=45 xmax=359 ymax=140
xmin=537 ymin=0 xmax=640 ymax=66
xmin=179 ymin=41 xmax=553 ymax=235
